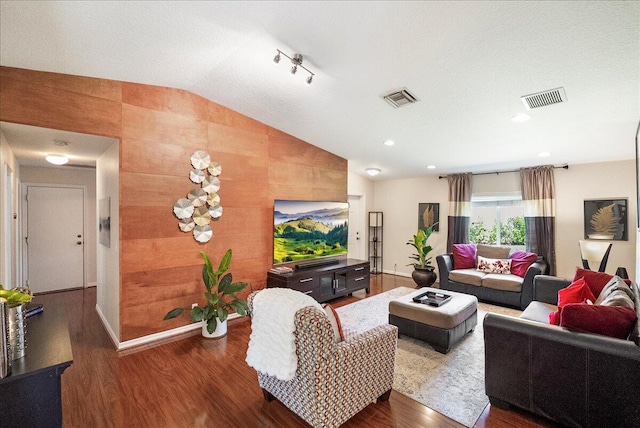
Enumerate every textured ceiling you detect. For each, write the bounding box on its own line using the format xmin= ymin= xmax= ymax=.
xmin=0 ymin=1 xmax=638 ymax=179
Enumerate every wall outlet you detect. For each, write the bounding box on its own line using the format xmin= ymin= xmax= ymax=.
xmin=191 ymin=303 xmax=198 ymax=309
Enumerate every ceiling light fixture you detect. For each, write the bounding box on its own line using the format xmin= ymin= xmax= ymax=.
xmin=274 ymin=49 xmax=315 ymax=84
xmin=383 ymin=140 xmax=395 ymax=146
xmin=511 ymin=113 xmax=531 ymax=122
xmin=538 ymin=151 xmax=551 ymax=157
xmin=365 ymin=168 xmax=381 ymax=176
xmin=427 ymin=165 xmax=436 ymax=169
xmin=45 ymin=155 xmax=69 ymax=165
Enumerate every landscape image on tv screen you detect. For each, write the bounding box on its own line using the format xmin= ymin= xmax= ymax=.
xmin=273 ymin=200 xmax=349 ymax=264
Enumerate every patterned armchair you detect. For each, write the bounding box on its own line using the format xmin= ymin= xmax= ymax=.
xmin=247 ymin=292 xmax=397 ymax=428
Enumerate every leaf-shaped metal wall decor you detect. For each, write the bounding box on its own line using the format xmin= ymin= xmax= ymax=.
xmin=172 ymin=151 xmax=223 ymax=243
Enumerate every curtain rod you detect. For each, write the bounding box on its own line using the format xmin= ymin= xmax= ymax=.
xmin=438 ymin=164 xmax=569 ymax=179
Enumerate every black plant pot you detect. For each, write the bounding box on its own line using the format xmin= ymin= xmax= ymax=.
xmin=411 ymin=267 xmax=437 ymax=288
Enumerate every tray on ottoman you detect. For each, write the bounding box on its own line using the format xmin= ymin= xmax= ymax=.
xmin=389 ymin=287 xmax=478 ymax=354
xmin=412 ymin=290 xmax=452 ymax=306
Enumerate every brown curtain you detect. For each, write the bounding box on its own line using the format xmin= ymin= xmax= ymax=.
xmin=446 ymin=173 xmax=472 ymax=252
xmin=520 ymin=165 xmax=556 ymax=275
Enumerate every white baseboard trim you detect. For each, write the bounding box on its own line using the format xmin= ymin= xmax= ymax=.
xmin=95 ymin=307 xmax=242 ymax=351
xmin=383 ymin=269 xmax=411 ymax=277
xmin=95 ymin=304 xmax=120 ymax=349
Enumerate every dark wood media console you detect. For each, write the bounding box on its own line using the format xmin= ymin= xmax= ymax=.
xmin=0 ymin=302 xmax=73 ymax=428
xmin=267 ymin=258 xmax=370 ymax=303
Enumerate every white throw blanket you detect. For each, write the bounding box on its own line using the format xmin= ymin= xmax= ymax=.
xmin=245 ymin=288 xmax=323 ymax=381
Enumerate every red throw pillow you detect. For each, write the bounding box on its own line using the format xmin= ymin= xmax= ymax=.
xmin=573 ymin=268 xmax=631 ymax=297
xmin=549 ymin=310 xmax=561 ymax=325
xmin=561 ymin=303 xmax=638 ymax=339
xmin=548 ymin=278 xmax=596 ymax=325
xmin=509 ymin=251 xmax=538 ymax=278
xmin=452 ymin=244 xmax=477 ymax=269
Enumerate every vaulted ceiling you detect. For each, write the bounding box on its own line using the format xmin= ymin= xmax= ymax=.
xmin=1 ymin=1 xmax=638 ymax=179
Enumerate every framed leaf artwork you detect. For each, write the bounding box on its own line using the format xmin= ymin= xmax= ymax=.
xmin=418 ymin=203 xmax=439 ymax=232
xmin=583 ymin=199 xmax=627 ymax=241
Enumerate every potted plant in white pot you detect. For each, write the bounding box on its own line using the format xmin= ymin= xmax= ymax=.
xmin=164 ymin=249 xmax=249 ymax=338
xmin=406 ymin=223 xmax=438 ymax=288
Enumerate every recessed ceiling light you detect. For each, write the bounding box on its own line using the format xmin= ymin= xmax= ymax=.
xmin=383 ymin=140 xmax=395 ymax=146
xmin=45 ymin=155 xmax=69 ymax=165
xmin=427 ymin=165 xmax=436 ymax=169
xmin=511 ymin=113 xmax=531 ymax=122
xmin=538 ymin=151 xmax=551 ymax=157
xmin=365 ymin=168 xmax=381 ymax=176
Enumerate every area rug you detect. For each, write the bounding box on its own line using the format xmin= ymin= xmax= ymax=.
xmin=336 ymin=287 xmax=521 ymax=427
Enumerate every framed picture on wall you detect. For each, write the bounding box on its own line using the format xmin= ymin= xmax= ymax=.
xmin=583 ymin=198 xmax=627 ymax=241
xmin=418 ymin=203 xmax=439 ymax=231
xmin=99 ymin=197 xmax=111 ymax=248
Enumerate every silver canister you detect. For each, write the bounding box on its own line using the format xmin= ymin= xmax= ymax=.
xmin=0 ymin=298 xmax=10 ymax=378
xmin=7 ymin=302 xmax=26 ymax=360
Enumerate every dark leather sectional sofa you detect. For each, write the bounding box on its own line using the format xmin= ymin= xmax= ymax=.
xmin=483 ymin=275 xmax=640 ymax=428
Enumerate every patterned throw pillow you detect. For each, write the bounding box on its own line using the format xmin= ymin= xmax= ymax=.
xmin=477 ymin=256 xmax=512 ymax=274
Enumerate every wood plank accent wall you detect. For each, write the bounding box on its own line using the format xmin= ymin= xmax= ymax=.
xmin=0 ymin=66 xmax=347 ymax=342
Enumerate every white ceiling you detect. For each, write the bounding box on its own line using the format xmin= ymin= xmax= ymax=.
xmin=0 ymin=122 xmax=117 ymax=168
xmin=0 ymin=1 xmax=638 ymax=180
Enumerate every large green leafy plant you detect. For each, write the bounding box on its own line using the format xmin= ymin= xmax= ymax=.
xmin=0 ymin=285 xmax=33 ymax=306
xmin=164 ymin=249 xmax=249 ymax=334
xmin=406 ymin=223 xmax=437 ymax=270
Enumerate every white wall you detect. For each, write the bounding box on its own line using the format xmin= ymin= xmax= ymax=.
xmin=0 ymin=131 xmax=19 ymax=287
xmin=371 ymin=159 xmax=637 ymax=281
xmin=20 ymin=166 xmax=98 ymax=286
xmin=555 ymin=160 xmax=636 ymax=280
xmin=373 ymin=176 xmax=449 ymax=277
xmin=96 ymin=141 xmax=120 ymax=342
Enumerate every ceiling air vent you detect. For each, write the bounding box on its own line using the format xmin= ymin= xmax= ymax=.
xmin=382 ymin=88 xmax=419 ymax=108
xmin=521 ymin=87 xmax=567 ymax=110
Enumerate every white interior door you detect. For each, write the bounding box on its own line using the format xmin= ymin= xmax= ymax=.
xmin=26 ymin=185 xmax=85 ymax=293
xmin=348 ymin=195 xmax=364 ymax=260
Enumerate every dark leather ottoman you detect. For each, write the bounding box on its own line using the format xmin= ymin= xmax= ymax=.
xmin=389 ymin=288 xmax=478 ymax=353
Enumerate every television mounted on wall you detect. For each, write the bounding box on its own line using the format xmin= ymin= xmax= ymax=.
xmin=273 ymin=200 xmax=349 ymax=265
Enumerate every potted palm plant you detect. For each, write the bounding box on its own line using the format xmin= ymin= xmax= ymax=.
xmin=407 ymin=223 xmax=438 ymax=288
xmin=164 ymin=249 xmax=249 ymax=338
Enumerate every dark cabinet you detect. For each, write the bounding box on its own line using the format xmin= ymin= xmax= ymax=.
xmin=0 ymin=302 xmax=73 ymax=428
xmin=267 ymin=259 xmax=370 ymax=303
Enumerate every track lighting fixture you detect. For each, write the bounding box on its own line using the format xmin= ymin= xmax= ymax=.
xmin=273 ymin=49 xmax=315 ymax=84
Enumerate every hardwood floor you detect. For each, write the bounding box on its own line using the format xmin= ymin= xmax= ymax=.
xmin=32 ymin=274 xmax=557 ymax=427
